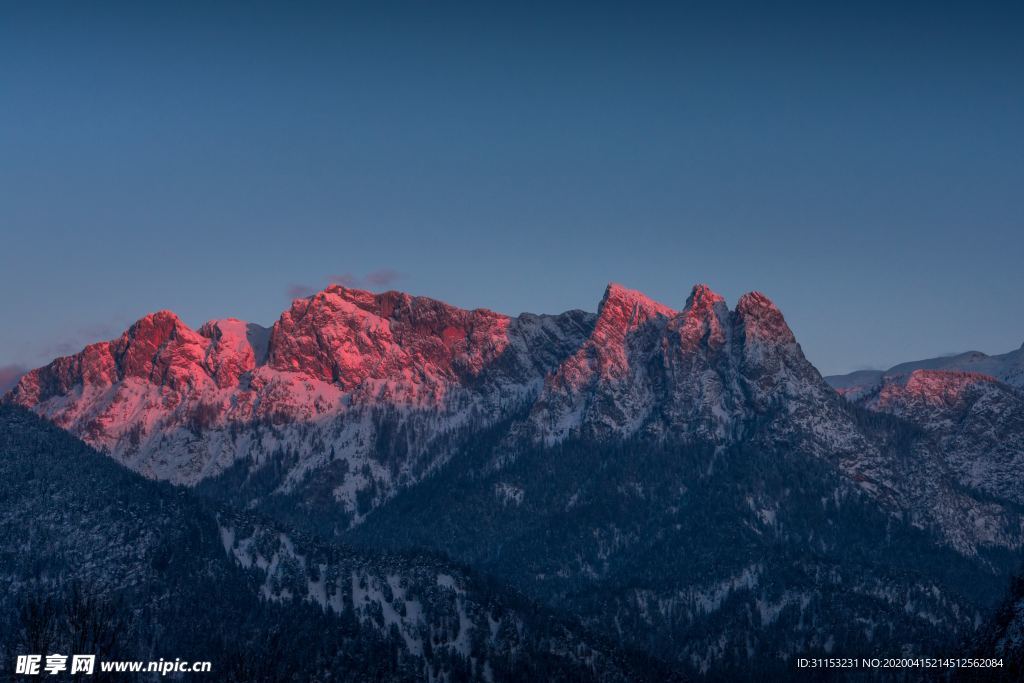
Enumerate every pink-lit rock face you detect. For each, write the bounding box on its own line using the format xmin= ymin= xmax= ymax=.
xmin=4 ymin=284 xmax=596 ymax=503
xmin=10 ymin=281 xmax=825 ymax=463
xmin=267 ymin=285 xmax=512 ymax=391
xmin=545 ymin=283 xmax=675 ymax=393
xmin=734 ymin=292 xmax=797 ymax=346
xmin=731 ymin=290 xmax=813 ymax=412
xmin=11 ymin=287 xmax=519 ymax=436
xmin=3 ymin=281 xmax=900 ymax=528
xmin=672 ymin=283 xmax=729 ymax=352
xmin=872 ymin=370 xmax=999 ymax=410
xmin=526 ymin=282 xmax=838 ymax=446
xmin=198 ymin=318 xmax=263 ymax=389
xmin=14 ymin=311 xmax=213 ymax=406
xmin=826 ymin=344 xmax=1024 ymax=397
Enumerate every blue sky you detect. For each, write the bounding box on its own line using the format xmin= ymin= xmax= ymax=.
xmin=2 ymin=0 xmax=1022 ymax=380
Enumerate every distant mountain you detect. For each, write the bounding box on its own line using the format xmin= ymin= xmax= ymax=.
xmin=826 ymin=343 xmax=1024 ymax=399
xmin=5 ymin=282 xmax=1024 ymax=678
xmin=853 ymin=370 xmax=1024 ymax=505
xmin=0 ymin=405 xmax=666 ymax=682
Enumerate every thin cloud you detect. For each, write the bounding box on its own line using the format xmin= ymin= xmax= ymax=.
xmin=364 ymin=269 xmax=402 ymax=288
xmin=287 ymin=284 xmax=316 ymax=299
xmin=327 ymin=273 xmax=361 ymax=288
xmin=43 ymin=320 xmax=130 ymax=359
xmin=286 ymin=269 xmax=405 ymax=300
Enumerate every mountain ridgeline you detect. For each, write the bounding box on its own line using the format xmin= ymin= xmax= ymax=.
xmin=4 ymin=282 xmax=1024 ymax=679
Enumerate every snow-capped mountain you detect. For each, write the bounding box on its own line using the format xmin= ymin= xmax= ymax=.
xmin=524 ymin=283 xmax=852 ymax=450
xmin=5 ymin=285 xmax=594 ymax=522
xmin=6 ymin=281 xmax=1024 ymax=677
xmin=511 ymin=284 xmax=1022 ymax=557
xmin=826 ymin=343 xmax=1024 ymax=399
xmin=840 ymin=370 xmax=1024 ymax=506
xmin=6 ymin=282 xmax=1023 ymax=549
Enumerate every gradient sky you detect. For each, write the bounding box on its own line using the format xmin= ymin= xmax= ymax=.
xmin=2 ymin=0 xmax=1022 ymax=382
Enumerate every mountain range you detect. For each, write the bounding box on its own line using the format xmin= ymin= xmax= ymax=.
xmin=4 ymin=282 xmax=1024 ymax=679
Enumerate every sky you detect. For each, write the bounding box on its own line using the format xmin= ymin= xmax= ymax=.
xmin=2 ymin=0 xmax=1022 ymax=383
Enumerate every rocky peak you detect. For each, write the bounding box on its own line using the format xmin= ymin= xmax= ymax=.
xmin=734 ymin=291 xmax=796 ymax=345
xmin=684 ymin=283 xmax=725 ymax=310
xmin=267 ymin=285 xmax=514 ymax=391
xmin=198 ymin=318 xmax=263 ymax=388
xmin=553 ymin=284 xmax=674 ymax=387
xmin=674 ymin=284 xmax=730 ymax=350
xmin=111 ymin=311 xmax=209 ymax=390
xmin=7 ymin=311 xmax=209 ymax=409
xmin=597 ymin=283 xmax=676 ymax=329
